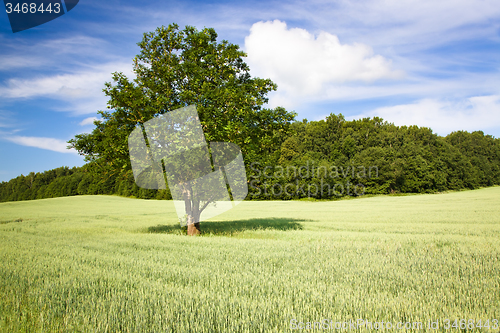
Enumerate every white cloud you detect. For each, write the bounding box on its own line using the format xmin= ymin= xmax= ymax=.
xmin=0 ymin=56 xmax=44 ymax=70
xmin=0 ymin=62 xmax=134 ymax=115
xmin=1 ymin=72 xmax=103 ymax=99
xmin=4 ymin=135 xmax=77 ymax=154
xmin=279 ymin=0 xmax=500 ymax=51
xmin=79 ymin=117 xmax=98 ymax=126
xmin=244 ymin=20 xmax=404 ymax=108
xmin=352 ymin=95 xmax=500 ymax=136
xmin=0 ymin=35 xmax=122 ymax=78
xmin=358 ymin=0 xmax=500 ymax=41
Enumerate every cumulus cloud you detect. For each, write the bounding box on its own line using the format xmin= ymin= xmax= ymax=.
xmin=352 ymin=95 xmax=500 ymax=136
xmin=244 ymin=20 xmax=403 ymax=107
xmin=4 ymin=135 xmax=77 ymax=154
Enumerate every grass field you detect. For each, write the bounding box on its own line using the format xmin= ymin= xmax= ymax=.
xmin=1 ymin=188 xmax=499 ymax=332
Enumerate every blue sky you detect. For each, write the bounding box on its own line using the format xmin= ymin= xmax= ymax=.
xmin=1 ymin=0 xmax=499 ymax=182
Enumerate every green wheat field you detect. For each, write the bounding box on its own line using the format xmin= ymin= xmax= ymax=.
xmin=1 ymin=187 xmax=499 ymax=332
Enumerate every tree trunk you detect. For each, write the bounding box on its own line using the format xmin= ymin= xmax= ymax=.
xmin=185 ymin=196 xmax=201 ymax=236
xmin=182 ymin=184 xmax=205 ymax=236
xmin=183 ymin=185 xmax=200 ymax=236
xmin=186 ymin=213 xmax=201 ymax=235
xmin=187 ymin=222 xmax=201 ymax=236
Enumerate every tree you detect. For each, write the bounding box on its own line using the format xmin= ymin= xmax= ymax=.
xmin=68 ymin=23 xmax=296 ymax=235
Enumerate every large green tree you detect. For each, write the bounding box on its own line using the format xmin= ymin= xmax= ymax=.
xmin=68 ymin=23 xmax=296 ymax=235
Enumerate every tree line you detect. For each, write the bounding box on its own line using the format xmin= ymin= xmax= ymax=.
xmin=1 ymin=116 xmax=498 ymax=203
xmin=0 ymin=166 xmax=170 ymax=202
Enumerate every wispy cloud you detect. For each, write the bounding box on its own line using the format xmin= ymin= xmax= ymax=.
xmin=124 ymin=0 xmax=500 ymax=49
xmin=0 ymin=31 xmax=138 ymax=118
xmin=351 ymin=95 xmax=500 ymax=136
xmin=3 ymin=135 xmax=77 ymax=154
xmin=0 ymin=34 xmax=120 ymax=69
xmin=0 ymin=62 xmax=134 ymax=114
xmin=0 ymin=56 xmax=45 ymax=70
xmin=281 ymin=0 xmax=500 ymax=49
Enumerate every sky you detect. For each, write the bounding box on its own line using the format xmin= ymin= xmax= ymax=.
xmin=0 ymin=0 xmax=499 ymax=182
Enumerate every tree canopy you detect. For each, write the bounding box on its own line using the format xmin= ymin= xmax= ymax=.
xmin=68 ymin=23 xmax=296 ymax=186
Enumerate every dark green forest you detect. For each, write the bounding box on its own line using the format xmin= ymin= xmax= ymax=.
xmin=1 ymin=114 xmax=499 ymax=203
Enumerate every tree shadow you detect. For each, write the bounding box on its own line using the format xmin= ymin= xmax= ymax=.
xmin=146 ymin=218 xmax=305 ymax=236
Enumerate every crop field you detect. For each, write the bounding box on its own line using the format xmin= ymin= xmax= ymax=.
xmin=1 ymin=187 xmax=500 ymax=332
